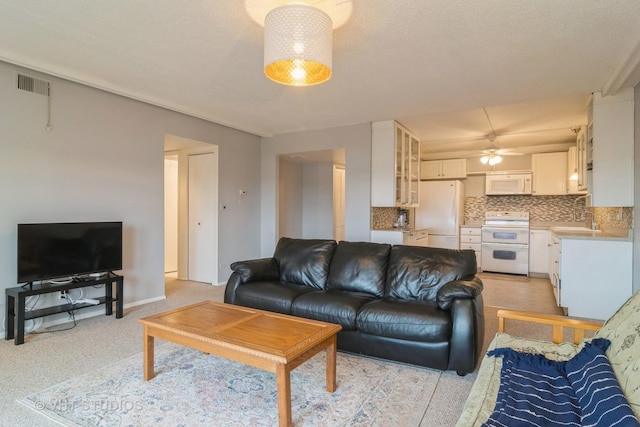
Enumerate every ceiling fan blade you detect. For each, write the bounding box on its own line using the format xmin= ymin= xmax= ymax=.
xmin=495 ymin=149 xmax=524 ymax=156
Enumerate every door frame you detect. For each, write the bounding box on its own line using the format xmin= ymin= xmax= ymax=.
xmin=165 ymin=145 xmax=219 ymax=283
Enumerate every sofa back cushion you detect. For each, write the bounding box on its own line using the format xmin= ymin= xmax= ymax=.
xmin=326 ymin=241 xmax=391 ymax=297
xmin=273 ymin=237 xmax=337 ymax=289
xmin=385 ymin=246 xmax=477 ymax=301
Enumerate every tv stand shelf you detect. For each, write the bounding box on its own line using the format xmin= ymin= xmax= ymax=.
xmin=5 ymin=273 xmax=123 ymax=345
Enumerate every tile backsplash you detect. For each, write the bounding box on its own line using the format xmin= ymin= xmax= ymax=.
xmin=373 ymin=196 xmax=633 ymax=231
xmin=371 ymin=207 xmax=413 ymax=229
xmin=464 ymin=195 xmax=633 ymax=229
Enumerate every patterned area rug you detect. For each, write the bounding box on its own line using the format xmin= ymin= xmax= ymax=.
xmin=19 ymin=343 xmax=443 ymax=426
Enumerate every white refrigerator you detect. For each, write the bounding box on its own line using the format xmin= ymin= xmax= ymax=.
xmin=415 ymin=180 xmax=464 ymax=250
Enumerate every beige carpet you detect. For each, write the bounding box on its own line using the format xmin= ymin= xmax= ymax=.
xmin=19 ymin=344 xmax=444 ymax=426
xmin=3 ymin=276 xmax=566 ymax=427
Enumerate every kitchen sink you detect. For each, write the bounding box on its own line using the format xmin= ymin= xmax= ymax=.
xmin=550 ymin=226 xmax=601 ymax=233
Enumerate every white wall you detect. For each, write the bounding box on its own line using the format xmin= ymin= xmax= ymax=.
xmin=0 ymin=61 xmax=262 ymax=332
xmin=302 ymin=162 xmax=334 ymax=239
xmin=261 ymin=123 xmax=372 ymax=256
xmin=278 ymin=159 xmax=303 ymax=239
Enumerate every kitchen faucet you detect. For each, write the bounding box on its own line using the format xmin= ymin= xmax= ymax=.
xmin=573 ymin=193 xmax=596 ymax=228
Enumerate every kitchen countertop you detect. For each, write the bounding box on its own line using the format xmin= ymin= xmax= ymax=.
xmin=548 ymin=227 xmax=632 ymax=242
xmin=463 ymin=221 xmax=632 ymax=241
xmin=531 ymin=223 xmax=631 ymax=241
xmin=371 ymin=227 xmax=430 ymax=233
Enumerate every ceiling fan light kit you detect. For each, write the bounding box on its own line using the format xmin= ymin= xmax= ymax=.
xmin=480 ymin=154 xmax=502 ymax=165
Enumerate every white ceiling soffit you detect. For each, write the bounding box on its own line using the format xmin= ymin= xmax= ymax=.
xmin=0 ymin=0 xmax=639 ymax=144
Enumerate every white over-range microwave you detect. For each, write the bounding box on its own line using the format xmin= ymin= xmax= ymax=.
xmin=485 ymin=172 xmax=532 ymax=195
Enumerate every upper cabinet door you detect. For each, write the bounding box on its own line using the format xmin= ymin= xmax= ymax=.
xmin=371 ymin=120 xmax=421 ymax=207
xmin=575 ymin=126 xmax=588 ymax=191
xmin=532 ymin=152 xmax=567 ymax=195
xmin=420 ymin=159 xmax=467 ymax=180
xmin=590 ymin=89 xmax=634 ymax=207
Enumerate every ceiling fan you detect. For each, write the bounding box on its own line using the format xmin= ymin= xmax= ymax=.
xmin=477 ymin=134 xmax=523 ymax=165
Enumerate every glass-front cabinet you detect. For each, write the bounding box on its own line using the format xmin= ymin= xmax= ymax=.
xmin=372 ymin=120 xmax=421 ymax=207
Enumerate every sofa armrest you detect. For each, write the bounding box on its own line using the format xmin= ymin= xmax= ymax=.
xmin=436 ymin=277 xmax=483 ymax=310
xmin=497 ymin=309 xmax=603 ymax=345
xmin=230 ymin=258 xmax=279 ymax=283
xmin=448 ymin=295 xmax=485 ymax=375
xmin=224 ymin=258 xmax=279 ymax=305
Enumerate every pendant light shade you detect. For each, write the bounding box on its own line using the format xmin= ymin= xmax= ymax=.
xmin=264 ymin=4 xmax=332 ymax=86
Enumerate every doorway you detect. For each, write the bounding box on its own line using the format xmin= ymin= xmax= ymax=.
xmin=164 ymin=135 xmax=219 ymax=285
xmin=164 ymin=154 xmax=179 ymax=278
xmin=277 ymin=149 xmax=345 ymax=241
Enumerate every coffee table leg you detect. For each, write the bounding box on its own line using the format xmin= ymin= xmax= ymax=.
xmin=326 ymin=335 xmax=337 ymax=392
xmin=143 ymin=327 xmax=155 ymax=381
xmin=276 ymin=363 xmax=292 ymax=427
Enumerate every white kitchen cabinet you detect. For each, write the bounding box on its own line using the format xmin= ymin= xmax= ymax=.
xmin=589 ymin=89 xmax=634 ymax=207
xmin=575 ymin=125 xmax=588 ymax=192
xmin=370 ymin=229 xmax=428 ymax=246
xmin=528 ymin=229 xmax=549 ymax=276
xmin=420 ymin=159 xmax=467 ymax=180
xmin=549 ymin=234 xmax=561 ymax=306
xmin=459 ymin=226 xmax=481 ymax=269
xmin=404 ymin=229 xmax=429 ymax=247
xmin=370 ymin=230 xmax=404 ymax=245
xmin=567 ymin=146 xmax=587 ymax=195
xmin=531 ymin=152 xmax=567 ymax=195
xmin=558 ymin=237 xmax=632 ymax=320
xmin=371 ymin=120 xmax=421 ymax=207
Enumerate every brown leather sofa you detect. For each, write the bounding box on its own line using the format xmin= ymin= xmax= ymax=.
xmin=224 ymin=237 xmax=485 ymax=375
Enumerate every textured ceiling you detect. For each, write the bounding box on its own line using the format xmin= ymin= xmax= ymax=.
xmin=1 ymin=1 xmax=640 ymax=159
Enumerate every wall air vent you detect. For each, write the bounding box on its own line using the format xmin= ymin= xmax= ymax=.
xmin=17 ymin=73 xmax=51 ymax=96
xmin=16 ymin=72 xmax=53 ymax=131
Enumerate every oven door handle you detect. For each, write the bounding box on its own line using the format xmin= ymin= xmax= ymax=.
xmin=481 ymin=242 xmax=529 ymax=249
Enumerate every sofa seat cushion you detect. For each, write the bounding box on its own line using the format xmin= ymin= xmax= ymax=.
xmin=357 ymin=299 xmax=451 ymax=342
xmin=235 ymin=281 xmax=315 ymax=314
xmin=291 ymin=290 xmax=376 ymax=330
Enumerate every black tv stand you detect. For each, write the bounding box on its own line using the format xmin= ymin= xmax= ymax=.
xmin=5 ymin=272 xmax=123 ymax=345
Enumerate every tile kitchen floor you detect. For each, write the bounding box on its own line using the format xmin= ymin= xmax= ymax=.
xmin=478 ymin=272 xmax=563 ymax=315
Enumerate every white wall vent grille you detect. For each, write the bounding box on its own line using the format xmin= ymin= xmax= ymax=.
xmin=17 ymin=73 xmax=51 ymax=96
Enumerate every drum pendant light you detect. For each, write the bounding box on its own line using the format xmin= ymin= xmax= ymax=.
xmin=263 ymin=4 xmax=332 ymax=86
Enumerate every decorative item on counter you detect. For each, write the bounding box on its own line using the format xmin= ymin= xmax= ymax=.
xmin=394 ymin=208 xmax=409 ymax=228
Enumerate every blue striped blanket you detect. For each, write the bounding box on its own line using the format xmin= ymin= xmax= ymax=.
xmin=483 ymin=338 xmax=639 ymax=427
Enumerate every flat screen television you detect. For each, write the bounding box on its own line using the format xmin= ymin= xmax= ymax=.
xmin=17 ymin=222 xmax=123 ymax=283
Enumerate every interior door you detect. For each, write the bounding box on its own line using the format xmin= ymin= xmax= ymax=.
xmin=188 ymin=152 xmax=218 ymax=284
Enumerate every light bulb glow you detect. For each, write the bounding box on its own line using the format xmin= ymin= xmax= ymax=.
xmin=482 ymin=154 xmax=503 ymax=166
xmin=293 ymin=42 xmax=305 ymax=54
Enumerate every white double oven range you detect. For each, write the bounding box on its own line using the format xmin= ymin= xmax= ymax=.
xmin=481 ymin=211 xmax=530 ymax=276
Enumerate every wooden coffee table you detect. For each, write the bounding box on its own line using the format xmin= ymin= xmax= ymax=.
xmin=139 ymin=301 xmax=342 ymax=427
